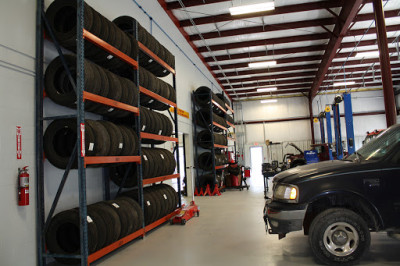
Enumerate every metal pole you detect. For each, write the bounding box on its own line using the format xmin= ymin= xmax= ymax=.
xmin=173 ymin=75 xmax=182 ymax=207
xmin=209 ymin=91 xmax=217 ymax=187
xmin=372 ymin=0 xmax=397 ymax=127
xmin=76 ymin=1 xmax=88 ymax=264
xmin=343 ymin=93 xmax=355 ymax=155
xmin=325 ymin=108 xmax=334 ymax=160
xmin=309 ymin=99 xmax=315 ymax=144
xmin=35 ymin=0 xmax=45 ymax=265
xmin=332 ymin=104 xmax=343 ymax=159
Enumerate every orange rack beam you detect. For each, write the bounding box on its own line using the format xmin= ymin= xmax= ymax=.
xmin=83 ymin=29 xmax=138 ymax=69
xmin=212 ymin=99 xmax=227 ymax=114
xmin=88 ymin=228 xmax=145 ymax=263
xmin=83 ymin=91 xmax=139 ymax=115
xmin=213 ymin=121 xmax=227 ymax=131
xmin=139 ymin=86 xmax=177 ymax=108
xmin=84 ymin=156 xmax=141 ymax=167
xmin=216 ymin=164 xmax=229 ymax=170
xmin=227 ymin=121 xmax=235 ymax=128
xmin=143 ymin=173 xmax=180 ymax=185
xmin=225 ymin=103 xmax=234 ymax=113
xmin=138 ymin=42 xmax=175 ymax=75
xmin=141 ymin=132 xmax=179 ymax=142
xmin=145 ymin=209 xmax=181 ymax=232
xmin=214 ymin=144 xmax=228 ymax=149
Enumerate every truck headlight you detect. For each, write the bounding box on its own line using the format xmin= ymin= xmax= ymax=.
xmin=273 ymin=184 xmax=299 ymax=202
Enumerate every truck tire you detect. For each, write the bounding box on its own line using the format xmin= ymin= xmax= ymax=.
xmin=309 ymin=208 xmax=370 ymax=265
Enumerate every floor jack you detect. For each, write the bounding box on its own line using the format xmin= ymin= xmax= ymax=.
xmin=171 ymin=168 xmax=199 ymax=225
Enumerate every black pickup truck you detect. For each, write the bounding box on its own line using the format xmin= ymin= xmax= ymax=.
xmin=264 ymin=124 xmax=400 ymax=265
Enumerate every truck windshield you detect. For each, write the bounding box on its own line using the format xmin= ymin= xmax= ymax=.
xmin=347 ymin=124 xmax=400 ymax=161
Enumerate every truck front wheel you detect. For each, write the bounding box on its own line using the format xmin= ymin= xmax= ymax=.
xmin=309 ymin=208 xmax=370 ymax=265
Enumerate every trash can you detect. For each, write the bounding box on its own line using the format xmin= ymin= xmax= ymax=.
xmin=244 ymin=167 xmax=251 ymax=178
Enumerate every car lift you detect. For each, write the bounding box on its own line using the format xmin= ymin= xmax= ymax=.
xmin=329 ymin=92 xmax=356 ymax=159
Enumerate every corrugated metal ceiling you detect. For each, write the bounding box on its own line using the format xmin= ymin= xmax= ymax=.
xmin=159 ymin=0 xmax=400 ymax=101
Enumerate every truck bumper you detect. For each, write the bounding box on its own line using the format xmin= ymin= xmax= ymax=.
xmin=263 ymin=200 xmax=307 ymax=236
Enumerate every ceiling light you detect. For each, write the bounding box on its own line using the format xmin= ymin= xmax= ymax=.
xmin=355 ymin=51 xmax=380 ymax=58
xmin=229 ymin=2 xmax=275 ymax=16
xmin=257 ymin=87 xmax=277 ymax=92
xmin=260 ymin=99 xmax=278 ymax=104
xmin=333 ymin=81 xmax=356 ymax=87
xmin=248 ymin=61 xmax=277 ymax=68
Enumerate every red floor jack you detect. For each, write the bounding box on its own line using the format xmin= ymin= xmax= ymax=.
xmin=171 ymin=168 xmax=199 ymax=225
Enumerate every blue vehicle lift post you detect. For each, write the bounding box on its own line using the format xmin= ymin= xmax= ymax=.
xmin=332 ymin=101 xmax=344 ymax=159
xmin=324 ymin=106 xmax=334 ymax=160
xmin=343 ymin=93 xmax=355 ymax=155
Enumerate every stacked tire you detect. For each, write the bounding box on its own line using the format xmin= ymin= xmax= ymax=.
xmin=44 ymin=119 xmax=138 ymax=169
xmin=121 ymin=184 xmax=178 ymax=225
xmin=198 ymin=152 xmax=229 ymax=171
xmin=109 ymin=148 xmax=176 ymax=188
xmin=113 ymin=16 xmax=175 ymax=77
xmin=46 ymin=0 xmax=138 ymax=73
xmin=197 ymin=130 xmax=227 ymax=149
xmin=195 ymin=108 xmax=228 ymax=132
xmin=197 ymin=172 xmax=223 ymax=191
xmin=45 ymin=197 xmax=143 ymax=264
xmin=111 ymin=107 xmax=174 ymax=145
xmin=45 ymin=55 xmax=138 ymax=118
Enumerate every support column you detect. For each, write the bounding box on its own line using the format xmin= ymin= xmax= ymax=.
xmin=309 ymin=99 xmax=315 ymax=144
xmin=373 ymin=0 xmax=397 ymax=127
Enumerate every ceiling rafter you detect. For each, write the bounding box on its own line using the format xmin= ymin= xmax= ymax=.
xmin=309 ymin=0 xmax=365 ymax=99
xmin=167 ymin=0 xmax=230 ymax=10
xmin=178 ymin=1 xmax=344 ymax=27
xmin=197 ymin=25 xmax=399 ymax=53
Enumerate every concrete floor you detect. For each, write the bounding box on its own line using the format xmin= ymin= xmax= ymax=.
xmin=95 ymin=176 xmax=400 ymax=266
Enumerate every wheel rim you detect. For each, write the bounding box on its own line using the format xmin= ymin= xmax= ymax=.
xmin=323 ymin=222 xmax=359 ymax=257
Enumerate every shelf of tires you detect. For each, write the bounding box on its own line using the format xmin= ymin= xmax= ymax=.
xmin=192 ymin=87 xmax=234 ymax=196
xmin=36 ymin=1 xmax=182 ymax=265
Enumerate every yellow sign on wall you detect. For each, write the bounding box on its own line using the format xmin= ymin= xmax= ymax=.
xmin=169 ymin=107 xmax=190 ymax=119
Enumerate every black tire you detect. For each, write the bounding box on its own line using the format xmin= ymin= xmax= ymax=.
xmin=309 ymin=208 xmax=371 ymax=265
xmin=85 ymin=120 xmax=111 ymax=156
xmin=109 ymin=163 xmax=138 ymax=188
xmin=119 ymin=195 xmax=144 ymax=231
xmin=87 ymin=205 xmax=107 ymax=251
xmin=104 ymin=199 xmax=132 ymax=239
xmin=44 ymin=119 xmax=94 ymax=169
xmin=88 ymin=204 xmax=114 ymax=247
xmin=45 ymin=209 xmax=98 ymax=264
xmin=159 ymin=184 xmax=175 ymax=214
xmin=98 ymin=121 xmax=124 ymax=156
xmin=92 ymin=202 xmax=121 ymax=244
xmin=118 ymin=125 xmax=133 ymax=156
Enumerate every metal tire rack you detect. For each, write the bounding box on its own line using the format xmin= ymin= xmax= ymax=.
xmin=35 ymin=1 xmax=181 ymax=265
xmin=192 ymin=90 xmax=232 ymax=194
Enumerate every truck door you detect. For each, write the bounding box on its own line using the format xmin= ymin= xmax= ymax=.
xmin=380 ymin=148 xmax=400 ymax=227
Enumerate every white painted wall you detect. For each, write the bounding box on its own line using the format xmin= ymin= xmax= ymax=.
xmin=0 ymin=0 xmax=37 ymax=265
xmin=238 ymin=90 xmax=388 ymax=167
xmin=0 ymin=0 xmax=225 ymax=265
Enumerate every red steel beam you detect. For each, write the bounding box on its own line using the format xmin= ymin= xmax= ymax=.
xmin=190 ymin=10 xmax=400 ymax=41
xmin=190 ymin=18 xmax=337 ymax=41
xmin=197 ymin=24 xmax=399 ymax=53
xmin=241 ymin=111 xmax=386 ymax=125
xmin=167 ymin=0 xmax=230 ymax=9
xmin=216 ymin=64 xmax=319 ymax=78
xmin=197 ymin=33 xmax=331 ymax=53
xmin=157 ymin=0 xmax=232 ymax=100
xmin=373 ymin=0 xmax=397 ymax=127
xmin=309 ymin=0 xmax=364 ymax=99
xmin=221 ymin=71 xmax=317 ymax=84
xmin=204 ymin=37 xmax=397 ymax=64
xmin=211 ymin=55 xmax=323 ymax=71
xmin=179 ymin=1 xmax=344 ymax=27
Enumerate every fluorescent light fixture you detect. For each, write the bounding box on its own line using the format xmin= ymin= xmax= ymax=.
xmin=257 ymin=87 xmax=277 ymax=92
xmin=248 ymin=60 xmax=277 ymax=68
xmin=229 ymin=2 xmax=275 ymax=16
xmin=355 ymin=51 xmax=380 ymax=58
xmin=333 ymin=81 xmax=355 ymax=87
xmin=260 ymin=99 xmax=278 ymax=103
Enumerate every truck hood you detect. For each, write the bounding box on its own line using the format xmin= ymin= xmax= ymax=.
xmin=274 ymin=160 xmax=358 ymax=184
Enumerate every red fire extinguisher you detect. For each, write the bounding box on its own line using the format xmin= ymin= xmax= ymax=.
xmin=18 ymin=166 xmax=29 ymax=206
